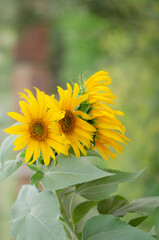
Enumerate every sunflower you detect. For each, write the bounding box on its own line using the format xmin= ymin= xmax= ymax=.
xmin=5 ymin=88 xmax=67 ymax=166
xmin=84 ymin=71 xmax=130 ymax=160
xmin=48 ymin=83 xmax=96 ymax=157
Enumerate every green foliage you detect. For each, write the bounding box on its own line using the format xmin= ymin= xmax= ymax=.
xmin=75 ymin=169 xmax=143 ymax=201
xmin=0 ymin=135 xmax=17 ymax=165
xmin=112 ymin=197 xmax=159 ymax=217
xmin=0 ymin=159 xmax=22 ymax=183
xmin=129 ymin=216 xmax=148 ymax=227
xmin=154 ymin=208 xmax=159 ymax=234
xmin=82 ymin=215 xmax=155 ymax=240
xmin=73 ymin=201 xmax=97 ymax=224
xmin=97 ymin=195 xmax=128 ymax=215
xmin=42 ymin=154 xmax=113 ymax=190
xmin=30 ymin=172 xmax=44 ymax=188
xmin=0 ymin=0 xmax=158 ymax=238
xmin=19 ymin=149 xmax=26 ymax=158
xmin=10 ymin=185 xmax=67 ymax=240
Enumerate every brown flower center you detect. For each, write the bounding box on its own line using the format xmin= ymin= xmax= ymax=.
xmin=29 ymin=120 xmax=48 ymax=141
xmin=59 ymin=110 xmax=75 ymax=134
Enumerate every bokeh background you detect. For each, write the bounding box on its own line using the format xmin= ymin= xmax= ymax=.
xmin=0 ymin=0 xmax=159 ymax=239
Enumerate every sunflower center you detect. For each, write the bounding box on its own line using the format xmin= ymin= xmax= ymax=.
xmin=34 ymin=123 xmax=44 ymax=135
xmin=59 ymin=110 xmax=75 ymax=134
xmin=29 ymin=120 xmax=48 ymax=141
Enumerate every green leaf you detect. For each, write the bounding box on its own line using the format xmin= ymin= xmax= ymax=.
xmin=0 ymin=135 xmax=17 ymax=165
xmin=149 ymin=227 xmax=159 ymax=240
xmin=0 ymin=159 xmax=22 ymax=183
xmin=42 ymin=154 xmax=113 ymax=191
xmin=76 ymin=169 xmax=143 ymax=201
xmin=73 ymin=201 xmax=97 ymax=223
xmin=82 ymin=215 xmax=155 ymax=240
xmin=10 ymin=185 xmax=67 ymax=240
xmin=62 ymin=190 xmax=74 ymax=200
xmin=97 ymin=195 xmax=128 ymax=215
xmin=129 ymin=216 xmax=148 ymax=227
xmin=30 ymin=172 xmax=44 ymax=187
xmin=112 ymin=197 xmax=159 ymax=217
xmin=154 ymin=208 xmax=159 ymax=235
xmin=152 ymin=235 xmax=159 ymax=240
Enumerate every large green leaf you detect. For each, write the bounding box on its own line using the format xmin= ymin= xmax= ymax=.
xmin=10 ymin=185 xmax=67 ymax=240
xmin=0 ymin=134 xmax=17 ymax=165
xmin=0 ymin=159 xmax=22 ymax=183
xmin=82 ymin=215 xmax=155 ymax=240
xmin=73 ymin=201 xmax=97 ymax=223
xmin=113 ymin=197 xmax=159 ymax=217
xmin=42 ymin=154 xmax=113 ymax=190
xmin=76 ymin=169 xmax=143 ymax=201
xmin=97 ymin=195 xmax=128 ymax=215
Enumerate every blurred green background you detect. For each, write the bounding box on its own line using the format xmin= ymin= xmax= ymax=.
xmin=0 ymin=0 xmax=159 ymax=239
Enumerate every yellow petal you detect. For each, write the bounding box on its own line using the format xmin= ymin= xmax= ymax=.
xmin=95 ymin=142 xmax=108 ymax=161
xmin=35 ymin=87 xmax=46 ymax=118
xmin=40 ymin=142 xmax=51 ymax=166
xmin=74 ymin=111 xmax=92 ymax=120
xmin=28 ymin=141 xmax=40 ymax=164
xmin=19 ymin=101 xmax=32 ymax=120
xmin=76 ymin=117 xmax=96 ymax=132
xmin=24 ymin=89 xmax=38 ymax=118
xmin=72 ymin=93 xmax=89 ymax=110
xmin=72 ymin=83 xmax=79 ymax=102
xmin=70 ymin=140 xmax=80 ymax=158
xmin=8 ymin=112 xmax=27 ymax=124
xmin=5 ymin=125 xmax=27 ymax=135
xmin=46 ymin=138 xmax=67 ymax=155
xmin=74 ymin=139 xmax=87 ymax=156
xmin=13 ymin=135 xmax=30 ymax=151
xmin=19 ymin=92 xmax=30 ymax=103
xmin=43 ymin=109 xmax=65 ymax=124
xmin=25 ymin=142 xmax=34 ymax=163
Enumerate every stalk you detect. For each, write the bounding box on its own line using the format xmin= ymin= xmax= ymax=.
xmin=55 ymin=191 xmax=81 ymax=240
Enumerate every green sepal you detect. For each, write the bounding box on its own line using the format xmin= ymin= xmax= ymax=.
xmin=77 ymin=101 xmax=91 ymax=113
xmin=87 ymin=119 xmax=98 ymax=125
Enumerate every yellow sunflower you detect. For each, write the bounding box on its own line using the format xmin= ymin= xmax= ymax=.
xmin=84 ymin=71 xmax=130 ymax=160
xmin=5 ymin=88 xmax=67 ymax=166
xmin=48 ymin=83 xmax=96 ymax=157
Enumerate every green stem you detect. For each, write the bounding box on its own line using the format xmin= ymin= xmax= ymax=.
xmin=70 ymin=194 xmax=76 ymax=231
xmin=55 ymin=191 xmax=81 ymax=240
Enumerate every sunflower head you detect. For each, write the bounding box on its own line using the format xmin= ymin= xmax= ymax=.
xmin=48 ymin=83 xmax=96 ymax=158
xmin=83 ymin=71 xmax=130 ymax=161
xmin=5 ymin=88 xmax=68 ymax=166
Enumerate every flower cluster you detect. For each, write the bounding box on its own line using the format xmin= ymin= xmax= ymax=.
xmin=5 ymin=71 xmax=130 ymax=165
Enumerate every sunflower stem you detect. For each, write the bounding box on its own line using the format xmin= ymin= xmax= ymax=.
xmin=70 ymin=193 xmax=76 ymax=231
xmin=55 ymin=190 xmax=81 ymax=240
